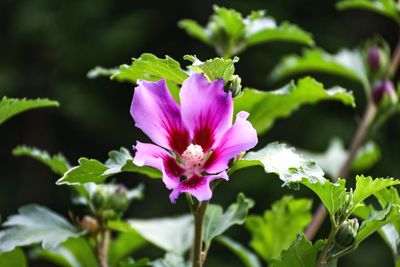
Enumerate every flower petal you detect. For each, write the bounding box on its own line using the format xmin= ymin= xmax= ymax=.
xmin=133 ymin=142 xmax=185 ymax=189
xmin=180 ymin=73 xmax=233 ymax=152
xmin=169 ymin=172 xmax=228 ymax=203
xmin=205 ymin=111 xmax=258 ymax=174
xmin=131 ymin=79 xmax=190 ymax=154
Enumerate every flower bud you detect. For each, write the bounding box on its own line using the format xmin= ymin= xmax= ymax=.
xmin=227 ymin=75 xmax=242 ymax=97
xmin=108 ymin=185 xmax=130 ymax=214
xmin=335 ymin=218 xmax=359 ymax=248
xmin=367 ymin=46 xmax=388 ymax=75
xmin=372 ymin=80 xmax=398 ymax=105
xmin=92 ymin=189 xmax=105 ymax=210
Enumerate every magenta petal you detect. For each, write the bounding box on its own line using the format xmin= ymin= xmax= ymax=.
xmin=180 ymin=74 xmax=233 ymax=152
xmin=131 ymin=80 xmax=190 ymax=154
xmin=133 ymin=142 xmax=185 ymax=189
xmin=205 ymin=111 xmax=258 ymax=174
xmin=169 ymin=172 xmax=228 ymax=203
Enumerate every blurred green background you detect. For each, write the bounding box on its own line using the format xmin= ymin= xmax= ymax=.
xmin=1 ymin=0 xmax=399 ymax=266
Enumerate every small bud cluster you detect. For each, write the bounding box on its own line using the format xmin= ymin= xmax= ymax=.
xmin=335 ymin=218 xmax=359 ymax=249
xmin=91 ymin=184 xmax=130 ymax=221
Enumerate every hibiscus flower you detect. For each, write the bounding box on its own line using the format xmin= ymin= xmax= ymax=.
xmin=131 ymin=73 xmax=257 ymax=203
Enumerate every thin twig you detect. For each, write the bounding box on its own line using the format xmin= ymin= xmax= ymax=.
xmin=97 ymin=229 xmax=111 ymax=267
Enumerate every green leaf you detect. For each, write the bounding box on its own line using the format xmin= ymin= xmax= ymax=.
xmin=0 ymin=249 xmax=27 ymax=267
xmin=112 ymin=215 xmax=193 ymax=255
xmin=216 ymin=236 xmax=262 ymax=267
xmin=0 ymin=97 xmax=59 ymax=125
xmin=0 ymin=204 xmax=82 ymax=253
xmin=111 ymin=54 xmax=188 ymax=84
xmin=233 ymin=142 xmax=325 ymax=186
xmin=246 ymin=21 xmax=314 ymax=47
xmin=353 ymin=175 xmax=400 ymax=205
xmin=234 ymin=77 xmax=355 ymax=134
xmin=352 ymin=142 xmax=381 ymax=172
xmin=179 ymin=7 xmax=313 ymax=57
xmin=336 ymin=0 xmax=400 ymax=23
xmin=270 ymin=48 xmax=368 ymax=87
xmin=56 ymin=148 xmax=161 ymax=185
xmin=184 ymin=55 xmax=238 ymax=83
xmin=301 ymin=179 xmax=347 ymax=217
xmin=12 ymin=145 xmax=70 ymax=175
xmin=87 ymin=66 xmax=119 ymax=79
xmin=270 ymin=234 xmax=317 ymax=267
xmin=299 ymin=139 xmax=381 ymax=178
xmin=109 ymin=232 xmax=147 ymax=267
xmin=152 ymin=253 xmax=190 ymax=267
xmin=203 ymin=193 xmax=254 ymax=249
xmin=246 ymin=196 xmax=312 ymax=263
xmin=355 ymin=204 xmax=400 ymax=245
xmin=31 ymin=237 xmax=98 ymax=267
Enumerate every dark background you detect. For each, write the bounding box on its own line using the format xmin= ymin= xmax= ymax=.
xmin=1 ymin=0 xmax=399 ymax=266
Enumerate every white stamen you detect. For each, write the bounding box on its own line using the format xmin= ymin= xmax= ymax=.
xmin=182 ymin=144 xmax=204 ymax=170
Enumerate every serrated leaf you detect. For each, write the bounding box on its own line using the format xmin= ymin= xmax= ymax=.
xmin=300 ymin=139 xmax=380 ymax=178
xmin=270 ymin=234 xmax=317 ymax=267
xmin=246 ymin=196 xmax=312 ymax=263
xmin=0 ymin=97 xmax=59 ymax=125
xmin=234 ymin=77 xmax=355 ymax=134
xmin=179 ymin=6 xmax=313 ymax=57
xmin=12 ymin=145 xmax=70 ymax=175
xmin=111 ymin=54 xmax=188 ymax=84
xmin=301 ymin=179 xmax=347 ymax=217
xmin=203 ymin=193 xmax=254 ymax=249
xmin=31 ymin=237 xmax=97 ymax=267
xmin=336 ymin=0 xmax=400 ymax=23
xmin=271 ymin=48 xmax=368 ymax=87
xmin=151 ymin=253 xmax=190 ymax=267
xmin=0 ymin=249 xmax=27 ymax=267
xmin=233 ymin=142 xmax=325 ymax=186
xmin=112 ymin=215 xmax=193 ymax=255
xmin=355 ymin=204 xmax=400 ymax=245
xmin=216 ymin=236 xmax=262 ymax=267
xmin=0 ymin=204 xmax=82 ymax=253
xmin=57 ymin=148 xmax=161 ymax=185
xmin=353 ymin=175 xmax=400 ymax=205
xmin=184 ymin=55 xmax=238 ymax=83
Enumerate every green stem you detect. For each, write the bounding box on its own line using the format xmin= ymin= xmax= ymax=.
xmin=192 ymin=201 xmax=208 ymax=267
xmin=315 ymin=227 xmax=338 ymax=267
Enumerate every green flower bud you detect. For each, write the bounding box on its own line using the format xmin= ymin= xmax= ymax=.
xmin=108 ymin=185 xmax=130 ymax=214
xmin=227 ymin=75 xmax=242 ymax=97
xmin=335 ymin=218 xmax=359 ymax=248
xmin=92 ymin=189 xmax=105 ymax=210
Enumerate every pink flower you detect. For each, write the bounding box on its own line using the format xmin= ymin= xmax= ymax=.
xmin=131 ymin=73 xmax=258 ymax=203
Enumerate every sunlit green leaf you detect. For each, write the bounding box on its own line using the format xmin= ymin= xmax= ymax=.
xmin=56 ymin=148 xmax=161 ymax=185
xmin=112 ymin=215 xmax=193 ymax=255
xmin=111 ymin=54 xmax=188 ymax=84
xmin=234 ymin=77 xmax=355 ymax=134
xmin=337 ymin=0 xmax=400 ymax=23
xmin=0 ymin=249 xmax=27 ymax=267
xmin=0 ymin=97 xmax=59 ymax=125
xmin=270 ymin=48 xmax=368 ymax=87
xmin=233 ymin=142 xmax=325 ymax=186
xmin=270 ymin=234 xmax=317 ymax=267
xmin=12 ymin=145 xmax=70 ymax=175
xmin=179 ymin=6 xmax=313 ymax=57
xmin=352 ymin=142 xmax=381 ymax=172
xmin=203 ymin=193 xmax=254 ymax=250
xmin=216 ymin=236 xmax=262 ymax=267
xmin=302 ymin=179 xmax=347 ymax=217
xmin=184 ymin=55 xmax=238 ymax=83
xmin=353 ymin=175 xmax=400 ymax=205
xmin=0 ymin=204 xmax=82 ymax=253
xmin=246 ymin=196 xmax=312 ymax=263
